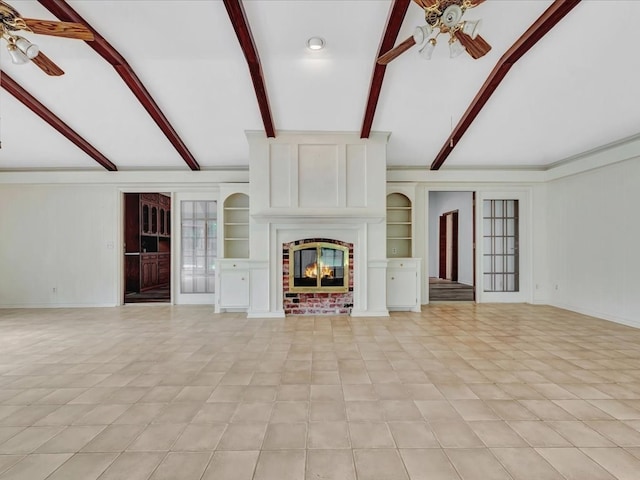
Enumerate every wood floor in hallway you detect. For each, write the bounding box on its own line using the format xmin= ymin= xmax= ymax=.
xmin=429 ymin=278 xmax=474 ymax=302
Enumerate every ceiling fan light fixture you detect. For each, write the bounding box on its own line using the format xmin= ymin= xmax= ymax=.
xmin=7 ymin=42 xmax=29 ymax=64
xmin=449 ymin=37 xmax=466 ymax=58
xmin=419 ymin=38 xmax=437 ymax=60
xmin=15 ymin=36 xmax=39 ymax=59
xmin=461 ymin=19 xmax=482 ymax=39
xmin=380 ymin=0 xmax=491 ymax=65
xmin=306 ymin=37 xmax=325 ymax=51
xmin=413 ymin=24 xmax=433 ymax=46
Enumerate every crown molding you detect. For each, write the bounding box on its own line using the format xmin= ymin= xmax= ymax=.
xmin=544 ymin=133 xmax=640 ymax=181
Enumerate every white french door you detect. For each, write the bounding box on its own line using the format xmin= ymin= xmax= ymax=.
xmin=477 ymin=191 xmax=530 ymax=303
xmin=174 ymin=192 xmax=218 ymax=305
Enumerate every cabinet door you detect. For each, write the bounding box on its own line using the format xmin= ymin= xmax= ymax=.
xmin=141 ymin=260 xmax=153 ymax=289
xmin=158 ymin=255 xmax=170 ymax=285
xmin=151 ymin=261 xmax=159 ymax=286
xmin=387 ymin=269 xmax=417 ymax=307
xmin=220 ymin=270 xmax=250 ymax=307
xmin=141 ymin=255 xmax=159 ymax=290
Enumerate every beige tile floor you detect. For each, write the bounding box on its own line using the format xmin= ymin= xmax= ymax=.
xmin=0 ymin=303 xmax=640 ymax=479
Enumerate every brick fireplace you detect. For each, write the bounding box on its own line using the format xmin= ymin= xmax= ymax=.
xmin=282 ymin=238 xmax=354 ymax=315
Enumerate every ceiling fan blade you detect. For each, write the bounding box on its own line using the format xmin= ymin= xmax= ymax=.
xmin=31 ymin=52 xmax=65 ymax=76
xmin=23 ymin=18 xmax=94 ymax=41
xmin=456 ymin=32 xmax=491 ymax=59
xmin=412 ymin=0 xmax=439 ymax=8
xmin=377 ymin=36 xmax=417 ymax=65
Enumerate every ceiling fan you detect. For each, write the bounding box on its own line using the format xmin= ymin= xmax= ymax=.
xmin=0 ymin=0 xmax=93 ymax=76
xmin=378 ymin=0 xmax=491 ymax=65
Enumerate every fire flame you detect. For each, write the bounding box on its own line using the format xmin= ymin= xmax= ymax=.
xmin=304 ymin=262 xmax=333 ymax=279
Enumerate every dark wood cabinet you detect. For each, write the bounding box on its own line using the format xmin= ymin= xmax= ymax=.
xmin=125 ymin=193 xmax=171 ymax=293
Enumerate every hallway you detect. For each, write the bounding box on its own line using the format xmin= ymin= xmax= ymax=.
xmin=429 ymin=278 xmax=474 ymax=302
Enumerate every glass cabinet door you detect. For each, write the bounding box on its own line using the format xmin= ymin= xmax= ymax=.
xmin=142 ymin=204 xmax=150 ymax=233
xmin=151 ymin=207 xmax=158 ymax=234
xmin=160 ymin=208 xmax=165 ymax=234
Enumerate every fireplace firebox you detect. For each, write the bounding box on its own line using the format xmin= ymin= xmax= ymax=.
xmin=288 ymin=242 xmax=349 ymax=293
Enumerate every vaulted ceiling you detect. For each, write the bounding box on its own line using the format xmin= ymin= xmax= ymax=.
xmin=0 ymin=0 xmax=639 ymax=172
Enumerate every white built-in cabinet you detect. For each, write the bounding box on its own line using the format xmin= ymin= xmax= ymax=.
xmin=387 ymin=259 xmax=420 ymax=312
xmin=218 ymin=260 xmax=250 ymax=309
xmin=386 ymin=190 xmax=421 ymax=312
xmin=217 ymin=189 xmax=251 ymax=312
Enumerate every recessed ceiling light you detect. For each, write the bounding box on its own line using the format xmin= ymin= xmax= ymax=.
xmin=306 ymin=37 xmax=325 ymax=51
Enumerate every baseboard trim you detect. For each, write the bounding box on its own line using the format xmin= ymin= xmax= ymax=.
xmin=0 ymin=303 xmax=118 ymax=309
xmin=550 ymin=302 xmax=640 ymax=330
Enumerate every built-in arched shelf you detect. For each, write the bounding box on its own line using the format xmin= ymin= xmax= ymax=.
xmin=224 ymin=193 xmax=249 ymax=258
xmin=387 ymin=192 xmax=412 ymax=258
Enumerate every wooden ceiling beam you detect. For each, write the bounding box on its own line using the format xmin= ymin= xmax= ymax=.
xmin=430 ymin=0 xmax=581 ymax=170
xmin=223 ymin=0 xmax=275 ymax=138
xmin=361 ymin=0 xmax=411 ymax=138
xmin=38 ymin=0 xmax=201 ymax=171
xmin=1 ymin=71 xmax=117 ymax=171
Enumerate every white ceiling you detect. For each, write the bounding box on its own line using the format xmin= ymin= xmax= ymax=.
xmin=0 ymin=0 xmax=639 ymax=171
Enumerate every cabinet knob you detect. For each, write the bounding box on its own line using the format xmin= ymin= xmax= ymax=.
xmin=233 ymin=264 xmax=236 ymax=267
xmin=400 ymin=263 xmax=403 ymax=267
xmin=241 ymin=277 xmax=245 ymax=281
xmin=391 ymin=277 xmax=395 ymax=280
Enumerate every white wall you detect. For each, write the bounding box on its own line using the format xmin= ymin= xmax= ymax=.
xmin=0 ymin=185 xmax=119 ymax=307
xmin=547 ymin=157 xmax=640 ymax=328
xmin=1 ymin=148 xmax=637 ymax=329
xmin=428 ymin=191 xmax=474 ymax=286
xmin=531 ymin=183 xmax=550 ymax=305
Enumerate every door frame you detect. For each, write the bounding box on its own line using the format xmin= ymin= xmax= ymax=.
xmin=476 ymin=190 xmax=531 ymax=303
xmin=426 ymin=190 xmax=477 ymax=304
xmin=117 ymin=189 xmax=175 ymax=306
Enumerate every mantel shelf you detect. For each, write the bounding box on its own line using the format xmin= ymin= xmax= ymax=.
xmin=252 ymin=212 xmax=385 ymax=224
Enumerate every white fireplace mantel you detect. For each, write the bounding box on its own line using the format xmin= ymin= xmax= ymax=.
xmin=240 ymin=131 xmax=391 ymax=317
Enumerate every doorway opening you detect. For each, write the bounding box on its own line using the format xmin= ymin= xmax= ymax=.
xmin=428 ymin=191 xmax=475 ymax=302
xmin=124 ymin=193 xmax=171 ymax=303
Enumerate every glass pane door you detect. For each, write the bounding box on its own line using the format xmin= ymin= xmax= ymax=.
xmin=483 ymin=199 xmax=519 ymax=292
xmin=180 ymin=200 xmax=217 ymax=294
